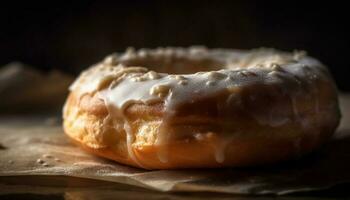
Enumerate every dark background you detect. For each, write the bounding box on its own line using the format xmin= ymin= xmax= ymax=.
xmin=1 ymin=0 xmax=349 ymax=90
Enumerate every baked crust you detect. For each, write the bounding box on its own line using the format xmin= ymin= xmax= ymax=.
xmin=63 ymin=47 xmax=340 ymax=169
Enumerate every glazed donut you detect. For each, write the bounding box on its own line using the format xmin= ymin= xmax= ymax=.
xmin=63 ymin=47 xmax=340 ymax=169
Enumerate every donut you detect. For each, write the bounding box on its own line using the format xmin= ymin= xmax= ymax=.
xmin=63 ymin=47 xmax=340 ymax=169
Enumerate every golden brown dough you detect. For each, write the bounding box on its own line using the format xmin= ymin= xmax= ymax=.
xmin=63 ymin=47 xmax=340 ymax=169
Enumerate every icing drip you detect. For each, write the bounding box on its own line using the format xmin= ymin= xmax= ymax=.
xmin=215 ymin=135 xmax=236 ymax=163
xmin=102 ymin=90 xmax=147 ymax=168
xmin=155 ymin=93 xmax=174 ymax=163
xmin=291 ymin=97 xmax=300 ymax=122
xmin=70 ymin=47 xmax=330 ymax=165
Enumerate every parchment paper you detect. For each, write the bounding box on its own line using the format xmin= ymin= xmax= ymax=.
xmin=1 ymin=96 xmax=350 ymax=195
xmin=1 ymin=63 xmax=350 ymax=195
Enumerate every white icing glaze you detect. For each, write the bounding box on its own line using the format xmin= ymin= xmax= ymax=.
xmin=70 ymin=47 xmax=331 ymax=165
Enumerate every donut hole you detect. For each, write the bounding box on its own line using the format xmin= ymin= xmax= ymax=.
xmin=120 ymin=56 xmax=224 ymax=74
